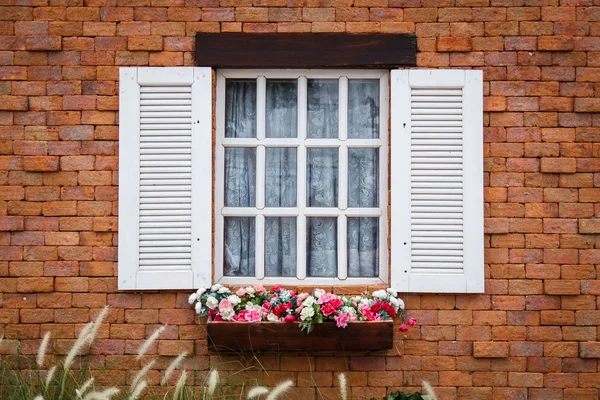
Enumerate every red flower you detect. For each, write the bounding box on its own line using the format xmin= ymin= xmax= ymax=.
xmin=263 ymin=301 xmax=271 ymax=310
xmin=321 ymin=298 xmax=343 ymax=317
xmin=284 ymin=315 xmax=296 ymax=323
xmin=408 ymin=318 xmax=417 ymax=326
xmin=370 ymin=301 xmax=381 ymax=313
xmin=399 ymin=324 xmax=408 ymax=332
xmin=214 ymin=314 xmax=224 ymax=321
xmin=273 ymin=285 xmax=281 ymax=292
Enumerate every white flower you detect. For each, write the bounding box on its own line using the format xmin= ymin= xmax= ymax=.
xmin=390 ymin=296 xmax=404 ymax=310
xmin=342 ymin=306 xmax=356 ymax=314
xmin=373 ymin=289 xmax=387 ymax=299
xmin=386 ymin=288 xmax=398 ymax=297
xmin=210 ymin=284 xmax=222 ymax=292
xmin=188 ymin=293 xmax=197 ymax=305
xmin=206 ymin=296 xmax=219 ymax=310
xmin=195 ymin=302 xmax=204 ymax=314
xmin=300 ymin=307 xmax=315 ymax=321
xmin=196 ymin=288 xmax=206 ymax=296
xmin=246 ymin=286 xmax=256 ymax=295
xmin=267 ymin=313 xmax=278 ymax=322
xmin=220 ymin=310 xmax=235 ymax=320
xmin=302 ymin=296 xmax=315 ymax=307
xmin=313 ymin=289 xmax=325 ymax=299
xmin=227 ymin=295 xmax=241 ymax=305
xmin=218 ymin=287 xmax=230 ymax=294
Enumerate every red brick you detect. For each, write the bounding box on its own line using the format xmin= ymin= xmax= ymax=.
xmin=473 ymin=342 xmax=509 ymax=358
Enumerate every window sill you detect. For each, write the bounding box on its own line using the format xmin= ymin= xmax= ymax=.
xmin=206 ymin=320 xmax=393 ymax=352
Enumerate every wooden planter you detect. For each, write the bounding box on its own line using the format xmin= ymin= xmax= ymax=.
xmin=206 ymin=321 xmax=393 ymax=352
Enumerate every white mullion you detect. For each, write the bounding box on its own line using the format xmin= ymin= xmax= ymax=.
xmin=256 ymin=214 xmax=265 ymax=280
xmin=256 ymin=76 xmax=266 ymax=211
xmin=346 ymin=139 xmax=382 ymax=148
xmin=221 ymin=207 xmax=260 ymax=216
xmin=305 ymin=208 xmax=343 ymax=217
xmin=339 ymin=76 xmax=348 ymax=141
xmin=345 ymin=208 xmax=382 ymax=217
xmin=223 ymin=138 xmax=300 ymax=147
xmin=214 ymin=73 xmax=227 ymax=283
xmin=256 ymin=145 xmax=265 ymax=210
xmin=262 ymin=208 xmax=299 ymax=216
xmin=297 ymin=76 xmax=308 ymax=280
xmin=304 ymin=139 xmax=342 ymax=148
xmin=338 ymin=215 xmax=347 ymax=280
xmin=339 ymin=145 xmax=348 ymax=210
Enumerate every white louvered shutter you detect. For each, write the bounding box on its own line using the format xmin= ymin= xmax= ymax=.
xmin=118 ymin=67 xmax=212 ymax=290
xmin=390 ymin=70 xmax=484 ymax=293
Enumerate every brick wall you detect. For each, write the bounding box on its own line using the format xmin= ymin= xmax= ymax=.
xmin=1 ymin=1 xmax=600 ymax=399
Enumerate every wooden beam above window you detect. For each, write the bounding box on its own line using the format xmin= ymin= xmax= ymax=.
xmin=195 ymin=33 xmax=416 ymax=68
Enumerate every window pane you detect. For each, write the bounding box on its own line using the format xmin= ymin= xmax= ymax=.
xmin=307 ymin=148 xmax=338 ymax=207
xmin=307 ymin=217 xmax=337 ymax=277
xmin=265 ymin=217 xmax=297 ymax=277
xmin=347 ymin=217 xmax=378 ymax=277
xmin=225 ymin=148 xmax=256 ymax=207
xmin=224 ymin=217 xmax=255 ymax=276
xmin=307 ymin=79 xmax=338 ymax=138
xmin=348 ymin=79 xmax=379 ymax=139
xmin=348 ymin=148 xmax=379 ymax=208
xmin=266 ymin=80 xmax=297 ymax=138
xmin=226 ymin=80 xmax=256 ymax=138
xmin=266 ymin=148 xmax=297 ymax=207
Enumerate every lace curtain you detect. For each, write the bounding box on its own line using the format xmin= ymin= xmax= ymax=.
xmin=223 ymin=79 xmax=379 ymax=278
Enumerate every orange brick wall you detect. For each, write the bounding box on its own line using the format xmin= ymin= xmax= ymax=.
xmin=1 ymin=1 xmax=600 ymax=399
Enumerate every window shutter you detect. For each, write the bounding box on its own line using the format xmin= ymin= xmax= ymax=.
xmin=390 ymin=69 xmax=484 ymax=293
xmin=118 ymin=67 xmax=212 ymax=290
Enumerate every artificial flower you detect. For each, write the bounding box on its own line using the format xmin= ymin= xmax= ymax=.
xmin=300 ymin=306 xmax=315 ymax=320
xmin=408 ymin=318 xmax=417 ymax=326
xmin=188 ymin=293 xmax=197 ymax=304
xmin=206 ymin=296 xmax=219 ymax=310
xmin=399 ymin=324 xmax=408 ymax=332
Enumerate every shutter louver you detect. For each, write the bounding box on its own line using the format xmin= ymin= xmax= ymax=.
xmin=119 ymin=68 xmax=212 ymax=290
xmin=391 ymin=70 xmax=484 ymax=293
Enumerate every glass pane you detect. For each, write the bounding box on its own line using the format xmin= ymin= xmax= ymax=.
xmin=307 ymin=79 xmax=338 ymax=138
xmin=224 ymin=217 xmax=255 ymax=276
xmin=266 ymin=148 xmax=297 ymax=207
xmin=307 ymin=148 xmax=338 ymax=207
xmin=307 ymin=217 xmax=337 ymax=277
xmin=266 ymin=80 xmax=297 ymax=138
xmin=225 ymin=80 xmax=256 ymax=138
xmin=348 ymin=148 xmax=379 ymax=208
xmin=347 ymin=217 xmax=379 ymax=277
xmin=225 ymin=148 xmax=256 ymax=207
xmin=348 ymin=79 xmax=379 ymax=139
xmin=265 ymin=217 xmax=297 ymax=277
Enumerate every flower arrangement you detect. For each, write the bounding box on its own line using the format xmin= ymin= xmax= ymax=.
xmin=189 ymin=284 xmax=416 ymax=333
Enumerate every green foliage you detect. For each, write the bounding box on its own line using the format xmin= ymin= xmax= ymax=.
xmin=386 ymin=390 xmax=427 ymax=400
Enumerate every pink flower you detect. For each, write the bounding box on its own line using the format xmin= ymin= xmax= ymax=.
xmin=284 ymin=315 xmax=296 ymax=323
xmin=321 ymin=298 xmax=343 ymax=317
xmin=244 ymin=309 xmax=262 ymax=323
xmin=273 ymin=285 xmax=281 ymax=292
xmin=399 ymin=324 xmax=408 ymax=332
xmin=317 ymin=292 xmax=337 ymax=305
xmin=296 ymin=292 xmax=309 ymax=303
xmin=335 ymin=313 xmax=350 ymax=328
xmin=254 ymin=284 xmax=266 ymax=293
xmin=295 ymin=305 xmax=304 ymax=314
xmin=218 ymin=298 xmax=233 ymax=313
xmin=408 ymin=318 xmax=417 ymax=326
xmin=236 ymin=288 xmax=246 ymax=296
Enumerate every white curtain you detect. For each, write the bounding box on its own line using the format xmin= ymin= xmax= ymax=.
xmin=224 ymin=79 xmax=379 ymax=278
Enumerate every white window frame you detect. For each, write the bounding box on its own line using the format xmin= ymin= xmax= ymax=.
xmin=214 ymin=69 xmax=389 ymax=286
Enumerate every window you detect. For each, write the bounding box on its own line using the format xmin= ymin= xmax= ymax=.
xmin=118 ymin=67 xmax=483 ymax=293
xmin=215 ymin=70 xmax=388 ymax=285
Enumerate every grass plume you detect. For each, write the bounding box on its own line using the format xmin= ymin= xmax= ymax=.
xmin=173 ymin=370 xmax=188 ymax=400
xmin=161 ymin=353 xmax=186 ymax=385
xmin=129 ymin=381 xmax=147 ymax=400
xmin=136 ymin=326 xmax=165 ymax=361
xmin=131 ymin=360 xmax=155 ymax=391
xmin=338 ymin=374 xmax=347 ymax=400
xmin=422 ymin=381 xmax=438 ymax=400
xmin=247 ymin=387 xmax=269 ymax=399
xmin=265 ymin=380 xmax=293 ymax=400
xmin=207 ymin=369 xmax=220 ymax=396
xmin=37 ymin=332 xmax=51 ymax=367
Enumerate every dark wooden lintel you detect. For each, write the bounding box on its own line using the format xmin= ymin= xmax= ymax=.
xmin=195 ymin=33 xmax=416 ymax=69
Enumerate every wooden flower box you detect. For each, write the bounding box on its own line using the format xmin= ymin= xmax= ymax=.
xmin=206 ymin=320 xmax=393 ymax=352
